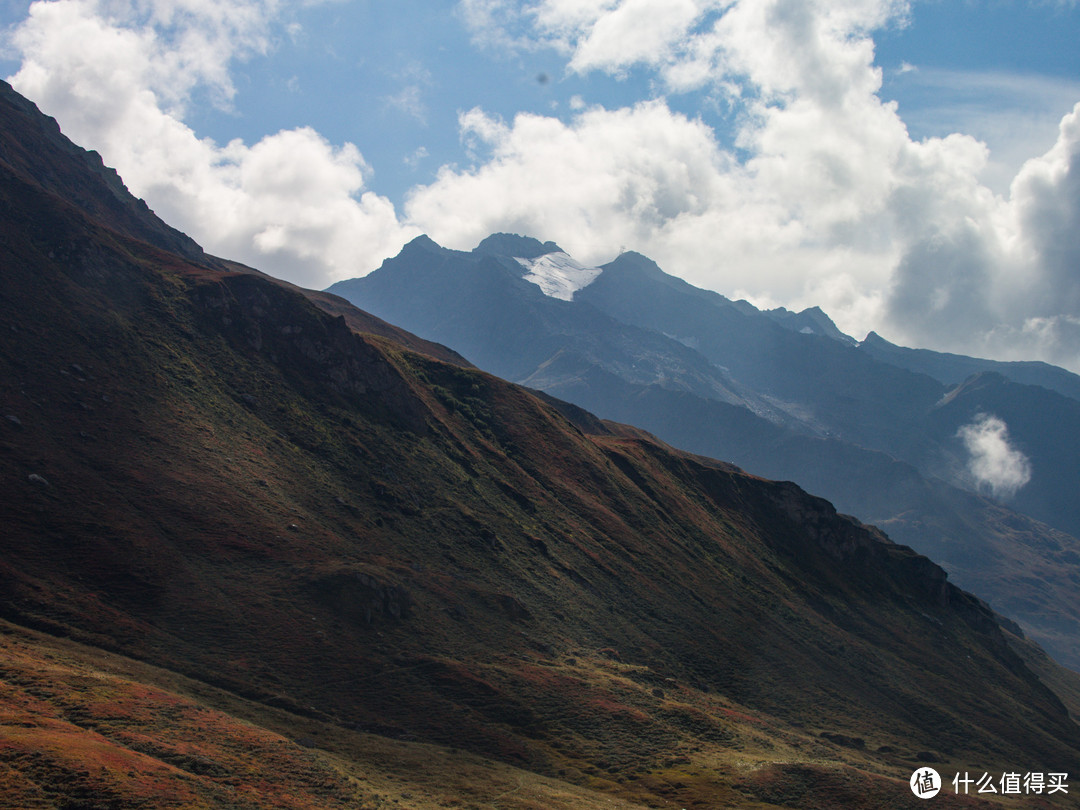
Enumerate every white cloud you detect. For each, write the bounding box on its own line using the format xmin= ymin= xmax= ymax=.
xmin=7 ymin=0 xmax=417 ymax=288
xmin=404 ymin=145 xmax=430 ymax=169
xmin=885 ymin=68 xmax=1080 ymax=193
xmin=957 ymin=414 xmax=1032 ymax=499
xmin=9 ymin=0 xmax=278 ymax=112
xmin=527 ymin=0 xmax=910 ymax=97
xmin=385 ymin=84 xmax=427 ymax=124
xmin=384 ymin=61 xmax=432 ymax=125
xmin=458 ymin=0 xmax=554 ymax=52
xmin=435 ymin=0 xmax=1080 ymax=371
xmin=1011 ymin=103 xmax=1080 ymax=315
xmin=405 ymin=100 xmax=753 ymax=265
xmin=556 ymin=0 xmax=721 ymax=79
xmin=880 ymin=100 xmax=1080 ymax=372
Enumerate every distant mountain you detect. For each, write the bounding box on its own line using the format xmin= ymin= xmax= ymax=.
xmin=767 ymin=305 xmax=858 ymax=345
xmin=574 ymin=249 xmax=946 ymax=450
xmin=917 ymin=371 xmax=1080 ymax=539
xmin=4 ymin=81 xmax=1080 ymax=807
xmin=860 ymin=330 xmax=1080 ymax=401
xmin=330 ymin=233 xmax=1080 ymax=670
xmin=331 ymin=235 xmax=788 ymax=423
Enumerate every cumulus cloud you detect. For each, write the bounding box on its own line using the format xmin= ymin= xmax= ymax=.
xmin=542 ymin=0 xmax=720 ymax=81
xmin=11 ymin=0 xmax=276 ymax=116
xmin=888 ymin=68 xmax=1080 ymax=194
xmin=883 ymin=101 xmax=1080 ymax=371
xmin=446 ymin=0 xmax=1080 ymax=371
xmin=1012 ymin=104 xmax=1080 ymax=317
xmin=7 ymin=0 xmax=417 ymax=288
xmin=957 ymin=414 xmax=1032 ymax=499
xmin=406 ymin=101 xmax=749 ymax=264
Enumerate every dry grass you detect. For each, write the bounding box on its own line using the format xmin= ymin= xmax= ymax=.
xmin=0 ymin=621 xmax=658 ymax=809
xmin=7 ymin=619 xmax=1061 ymax=809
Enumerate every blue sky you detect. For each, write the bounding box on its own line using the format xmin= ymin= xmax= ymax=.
xmin=2 ymin=0 xmax=1080 ymax=370
xmin=221 ymin=0 xmax=1080 ymax=203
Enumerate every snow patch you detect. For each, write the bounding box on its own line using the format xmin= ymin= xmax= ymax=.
xmin=515 ymin=252 xmax=602 ymax=301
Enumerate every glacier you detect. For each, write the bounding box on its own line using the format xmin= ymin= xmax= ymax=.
xmin=515 ymin=252 xmax=602 ymax=301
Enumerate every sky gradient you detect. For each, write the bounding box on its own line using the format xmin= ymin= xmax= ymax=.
xmin=3 ymin=0 xmax=1080 ymax=369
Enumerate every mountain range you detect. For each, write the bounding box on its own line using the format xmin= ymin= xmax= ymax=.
xmin=4 ymin=78 xmax=1080 ymax=808
xmin=330 ymin=234 xmax=1080 ymax=673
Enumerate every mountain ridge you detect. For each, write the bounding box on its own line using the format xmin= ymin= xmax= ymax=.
xmin=861 ymin=330 xmax=1080 ymax=401
xmin=331 ymin=231 xmax=1080 ymax=671
xmin=0 ymin=80 xmax=207 ymax=265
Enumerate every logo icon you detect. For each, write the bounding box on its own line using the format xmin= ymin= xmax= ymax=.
xmin=911 ymin=768 xmax=941 ymax=798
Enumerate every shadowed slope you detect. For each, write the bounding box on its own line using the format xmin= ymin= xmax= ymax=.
xmin=2 ymin=84 xmax=1079 ymax=808
xmin=0 ymin=81 xmax=205 ymax=264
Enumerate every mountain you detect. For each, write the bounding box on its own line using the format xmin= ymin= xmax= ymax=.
xmin=860 ymin=330 xmax=1080 ymax=402
xmin=333 ymin=235 xmax=788 ymax=422
xmin=0 ymin=79 xmax=206 ymax=265
xmin=330 ymin=233 xmax=1080 ymax=671
xmin=4 ymin=80 xmax=1080 ymax=807
xmin=766 ymin=305 xmax=859 ymax=345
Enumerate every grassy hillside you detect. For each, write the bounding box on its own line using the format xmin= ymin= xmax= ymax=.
xmin=2 ymin=87 xmax=1079 ymax=808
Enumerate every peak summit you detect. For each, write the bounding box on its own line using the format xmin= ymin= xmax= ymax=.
xmin=470 ymin=233 xmax=601 ymax=301
xmin=401 ymin=233 xmax=448 ymax=254
xmin=473 ymin=232 xmax=562 ymax=259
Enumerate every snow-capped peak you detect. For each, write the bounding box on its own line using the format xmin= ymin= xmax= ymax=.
xmin=515 ymin=252 xmax=602 ymax=301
